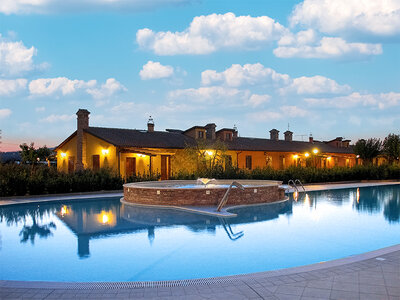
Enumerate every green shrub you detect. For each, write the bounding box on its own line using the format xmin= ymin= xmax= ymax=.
xmin=1 ymin=163 xmax=399 ymax=197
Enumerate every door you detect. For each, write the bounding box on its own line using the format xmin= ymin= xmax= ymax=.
xmin=161 ymin=155 xmax=169 ymax=180
xmin=126 ymin=157 xmax=136 ymax=178
xmin=92 ymin=155 xmax=100 ymax=171
xmin=68 ymin=156 xmax=75 ymax=174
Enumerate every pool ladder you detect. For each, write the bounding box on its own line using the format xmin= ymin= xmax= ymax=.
xmin=288 ymin=179 xmax=306 ymax=192
xmin=216 ymin=181 xmax=245 ymax=212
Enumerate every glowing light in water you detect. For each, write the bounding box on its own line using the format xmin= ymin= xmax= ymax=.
xmin=60 ymin=205 xmax=68 ymax=217
xmin=293 ymin=191 xmax=298 ymax=201
xmin=357 ymin=188 xmax=360 ymax=203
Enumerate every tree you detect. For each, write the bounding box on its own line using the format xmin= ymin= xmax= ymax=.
xmin=382 ymin=133 xmax=400 ymax=164
xmin=172 ymin=139 xmax=227 ymax=177
xmin=19 ymin=143 xmax=55 ymax=168
xmin=354 ymin=138 xmax=382 ymax=165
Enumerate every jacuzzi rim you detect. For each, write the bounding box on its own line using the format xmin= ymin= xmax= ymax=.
xmin=123 ymin=179 xmax=283 ymax=190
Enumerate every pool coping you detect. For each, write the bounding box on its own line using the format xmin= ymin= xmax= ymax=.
xmin=1 ymin=180 xmax=400 ymax=291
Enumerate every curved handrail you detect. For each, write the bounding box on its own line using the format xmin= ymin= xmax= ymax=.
xmin=288 ymin=179 xmax=299 ymax=192
xmin=216 ymin=181 xmax=245 ymax=212
xmin=295 ymin=179 xmax=306 ymax=192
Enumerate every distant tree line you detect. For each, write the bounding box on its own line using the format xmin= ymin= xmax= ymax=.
xmin=354 ymin=133 xmax=400 ymax=165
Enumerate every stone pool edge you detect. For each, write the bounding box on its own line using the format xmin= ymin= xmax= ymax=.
xmin=1 ymin=244 xmax=399 ymax=290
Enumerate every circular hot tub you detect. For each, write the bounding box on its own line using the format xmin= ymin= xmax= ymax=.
xmin=123 ymin=179 xmax=286 ymax=207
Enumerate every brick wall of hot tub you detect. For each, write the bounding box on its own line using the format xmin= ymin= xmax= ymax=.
xmin=123 ymin=185 xmax=285 ymax=206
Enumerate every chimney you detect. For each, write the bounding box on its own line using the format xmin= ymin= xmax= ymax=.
xmin=76 ymin=109 xmax=90 ymax=171
xmin=269 ymin=129 xmax=279 ymax=141
xmin=233 ymin=124 xmax=238 ymax=138
xmin=147 ymin=116 xmax=154 ymax=132
xmin=205 ymin=123 xmax=216 ymax=140
xmin=309 ymin=134 xmax=314 ymax=143
xmin=284 ymin=130 xmax=293 ymax=142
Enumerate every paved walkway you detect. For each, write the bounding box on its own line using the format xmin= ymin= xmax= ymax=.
xmin=1 ymin=181 xmax=399 ymax=299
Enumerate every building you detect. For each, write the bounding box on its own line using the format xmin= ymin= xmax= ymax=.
xmin=55 ymin=109 xmax=356 ymax=178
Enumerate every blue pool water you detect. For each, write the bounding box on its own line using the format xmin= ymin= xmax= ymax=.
xmin=1 ymin=185 xmax=400 ymax=282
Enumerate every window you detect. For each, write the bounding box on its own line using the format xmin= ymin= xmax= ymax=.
xmin=245 ymin=155 xmax=252 ymax=170
xmin=225 ymin=133 xmax=231 ymax=141
xmin=198 ymin=131 xmax=204 ymax=139
xmin=92 ymin=155 xmax=100 ymax=171
xmin=224 ymin=155 xmax=232 ymax=169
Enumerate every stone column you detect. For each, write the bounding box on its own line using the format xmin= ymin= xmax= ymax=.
xmin=76 ymin=109 xmax=90 ymax=171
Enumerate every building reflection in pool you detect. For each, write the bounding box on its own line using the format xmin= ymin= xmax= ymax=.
xmin=55 ymin=199 xmax=292 ymax=258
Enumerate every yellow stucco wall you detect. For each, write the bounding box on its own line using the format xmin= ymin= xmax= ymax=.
xmin=57 ymin=133 xmax=117 ymax=173
xmin=85 ymin=134 xmax=117 ymax=171
xmin=57 ymin=135 xmax=78 ymax=173
xmin=57 ymin=132 xmax=356 ymax=176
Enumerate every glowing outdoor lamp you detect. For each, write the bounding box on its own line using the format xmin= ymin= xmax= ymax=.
xmin=312 ymin=148 xmax=319 ymax=154
xmin=304 ymin=152 xmax=310 ymax=158
xmin=206 ymin=150 xmax=214 ymax=156
xmin=60 ymin=152 xmax=67 ymax=158
xmin=293 ymin=155 xmax=298 ymax=159
xmin=137 ymin=153 xmax=146 ymax=157
xmin=327 ymin=156 xmax=332 ymax=160
xmin=102 ymin=149 xmax=109 ymax=155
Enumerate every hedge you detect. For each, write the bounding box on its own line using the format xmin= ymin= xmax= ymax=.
xmin=1 ymin=163 xmax=399 ymax=197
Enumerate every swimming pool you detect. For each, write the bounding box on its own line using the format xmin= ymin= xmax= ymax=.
xmin=1 ymin=184 xmax=399 ymax=282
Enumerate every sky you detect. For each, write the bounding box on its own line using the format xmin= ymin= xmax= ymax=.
xmin=0 ymin=0 xmax=399 ymax=151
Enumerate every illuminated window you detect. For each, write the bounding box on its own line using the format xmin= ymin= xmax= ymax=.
xmin=246 ymin=155 xmax=252 ymax=170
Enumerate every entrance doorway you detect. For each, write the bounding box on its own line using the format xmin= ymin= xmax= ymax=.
xmin=126 ymin=157 xmax=136 ymax=178
xmin=161 ymin=155 xmax=170 ymax=180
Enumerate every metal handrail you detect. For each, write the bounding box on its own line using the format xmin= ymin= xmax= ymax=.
xmin=219 ymin=218 xmax=244 ymax=241
xmin=287 ymin=179 xmax=299 ymax=192
xmin=295 ymin=179 xmax=306 ymax=192
xmin=216 ymin=181 xmax=245 ymax=212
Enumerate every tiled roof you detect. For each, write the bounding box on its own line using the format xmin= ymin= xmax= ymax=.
xmin=225 ymin=137 xmax=354 ymax=154
xmin=85 ymin=127 xmax=194 ymax=149
xmin=82 ymin=126 xmax=354 ymax=154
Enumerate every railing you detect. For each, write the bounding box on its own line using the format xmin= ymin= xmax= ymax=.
xmin=219 ymin=218 xmax=244 ymax=240
xmin=295 ymin=179 xmax=306 ymax=192
xmin=216 ymin=181 xmax=245 ymax=212
xmin=288 ymin=179 xmax=306 ymax=193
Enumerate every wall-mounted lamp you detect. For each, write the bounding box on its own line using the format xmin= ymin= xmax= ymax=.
xmin=102 ymin=149 xmax=109 ymax=155
xmin=206 ymin=150 xmax=214 ymax=156
xmin=293 ymin=154 xmax=298 ymax=159
xmin=60 ymin=152 xmax=67 ymax=158
xmin=137 ymin=154 xmax=146 ymax=157
xmin=304 ymin=152 xmax=310 ymax=158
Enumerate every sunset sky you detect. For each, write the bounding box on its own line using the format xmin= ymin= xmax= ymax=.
xmin=0 ymin=0 xmax=399 ymax=151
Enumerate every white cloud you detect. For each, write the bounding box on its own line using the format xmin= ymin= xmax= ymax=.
xmin=0 ymin=35 xmax=38 ymax=76
xmin=137 ymin=13 xmax=286 ymax=55
xmin=0 ymin=78 xmax=27 ymax=95
xmin=201 ymin=63 xmax=290 ymax=87
xmin=86 ymin=78 xmax=127 ymax=99
xmin=290 ymin=0 xmax=400 ymax=38
xmin=247 ymin=105 xmax=309 ymax=122
xmin=0 ymin=0 xmax=194 ymax=15
xmin=0 ymin=108 xmax=11 ymax=119
xmin=274 ymin=36 xmax=382 ymax=59
xmin=247 ymin=110 xmax=282 ymax=122
xmin=245 ymin=94 xmax=270 ymax=107
xmin=139 ymin=61 xmax=174 ymax=80
xmin=280 ymin=105 xmax=308 ymax=117
xmin=280 ymin=76 xmax=351 ymax=95
xmin=305 ymin=92 xmax=400 ymax=109
xmin=29 ymin=77 xmax=96 ymax=96
xmin=168 ymin=86 xmax=245 ymax=103
xmin=35 ymin=106 xmax=45 ymax=112
xmin=40 ymin=114 xmax=74 ymax=123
